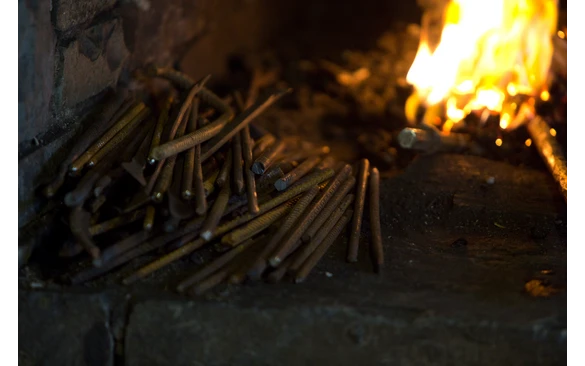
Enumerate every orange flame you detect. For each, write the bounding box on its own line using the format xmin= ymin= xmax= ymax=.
xmin=406 ymin=0 xmax=558 ymax=130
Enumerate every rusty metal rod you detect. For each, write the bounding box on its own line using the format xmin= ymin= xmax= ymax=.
xmin=397 ymin=125 xmax=471 ymax=154
xmin=301 ymin=176 xmax=355 ymax=242
xmin=148 ymin=96 xmax=173 ymax=164
xmin=275 ymin=156 xmax=321 ymax=191
xmin=64 ymin=127 xmax=135 ymax=208
xmin=347 ymin=159 xmax=370 ymax=262
xmin=266 ymin=247 xmax=300 ymax=283
xmin=369 ymin=167 xmax=384 ymax=273
xmin=232 ymin=132 xmax=245 ymax=195
xmin=215 ymin=149 xmax=233 ymax=188
xmin=526 ymin=115 xmax=567 ymax=201
xmin=295 ymin=210 xmax=353 ymax=283
xmin=182 ymin=97 xmax=199 ymax=199
xmin=88 ymin=108 xmax=151 ymax=167
xmin=70 ymin=102 xmax=146 ymax=172
xmin=71 ymin=230 xmax=162 ymax=284
xmin=192 ymin=114 xmax=208 ymax=215
xmin=121 ymin=121 xmax=156 ymax=186
xmin=268 ymin=165 xmax=352 ymax=266
xmin=189 ymin=259 xmax=242 ymax=295
xmin=150 ymin=87 xmax=234 ymax=161
xmin=241 ymin=126 xmax=260 ymax=214
xmin=246 ymin=186 xmax=320 ymax=280
xmin=151 ymin=108 xmax=190 ymax=202
xmin=201 ymin=90 xmax=291 ymax=162
xmin=44 ymin=91 xmax=130 ymax=197
xmin=290 ymin=195 xmax=354 ymax=274
xmin=200 ymin=177 xmax=232 ymax=241
xmin=220 ymin=202 xmax=292 ymax=247
xmin=143 ymin=205 xmax=156 ymax=231
xmin=252 ymin=140 xmax=286 ymax=175
xmin=89 ymin=208 xmax=147 ymax=236
xmin=122 ymin=170 xmax=334 ymax=283
xmin=121 ymin=237 xmax=206 ymax=285
xmin=148 ymin=77 xmax=216 ymax=161
xmin=176 ymin=237 xmax=257 ymax=292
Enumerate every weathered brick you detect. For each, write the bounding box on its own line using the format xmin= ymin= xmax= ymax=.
xmin=18 ymin=0 xmax=55 ymax=146
xmin=57 ymin=19 xmax=128 ymax=108
xmin=53 ymin=0 xmax=117 ymax=32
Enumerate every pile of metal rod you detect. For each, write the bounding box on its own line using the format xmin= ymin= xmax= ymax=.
xmin=44 ymin=66 xmax=385 ymax=294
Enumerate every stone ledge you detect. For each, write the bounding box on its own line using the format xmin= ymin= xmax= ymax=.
xmin=18 ymin=152 xmax=566 ymax=365
xmin=18 ymin=290 xmax=114 ymax=366
xmin=17 ymin=288 xmax=565 ymax=366
xmin=124 ymin=300 xmax=565 ymax=366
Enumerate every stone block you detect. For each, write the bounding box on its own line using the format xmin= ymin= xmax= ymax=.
xmin=53 ymin=0 xmax=117 ymax=32
xmin=57 ymin=18 xmax=128 ymax=108
xmin=125 ymin=300 xmax=566 ymax=366
xmin=18 ymin=290 xmax=114 ymax=366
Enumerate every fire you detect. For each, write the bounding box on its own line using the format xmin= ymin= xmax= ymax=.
xmin=406 ymin=0 xmax=558 ymax=130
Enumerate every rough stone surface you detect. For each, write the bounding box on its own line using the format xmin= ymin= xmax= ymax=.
xmin=18 ymin=127 xmax=78 ymax=228
xmin=57 ymin=18 xmax=129 ymax=108
xmin=118 ymin=0 xmax=208 ymax=72
xmin=19 ymin=154 xmax=566 ymax=365
xmin=124 ymin=299 xmax=565 ymax=366
xmin=18 ymin=0 xmax=55 ymax=146
xmin=118 ymin=155 xmax=562 ymax=365
xmin=383 ymin=154 xmax=565 ymax=235
xmin=53 ymin=0 xmax=117 ymax=32
xmin=18 ymin=290 xmax=114 ymax=366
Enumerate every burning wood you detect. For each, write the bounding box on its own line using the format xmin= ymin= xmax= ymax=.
xmin=406 ymin=0 xmax=558 ymax=129
xmin=397 ymin=0 xmax=567 ymax=200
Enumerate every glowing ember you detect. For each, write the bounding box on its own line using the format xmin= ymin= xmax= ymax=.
xmin=406 ymin=0 xmax=558 ymax=130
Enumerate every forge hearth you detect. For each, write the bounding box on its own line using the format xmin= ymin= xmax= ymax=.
xmin=20 ymin=154 xmax=566 ymax=365
xmin=19 ymin=0 xmax=567 ymax=365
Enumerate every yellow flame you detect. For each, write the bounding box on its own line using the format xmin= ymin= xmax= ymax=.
xmin=443 ymin=120 xmax=455 ymax=133
xmin=495 ymin=138 xmax=503 ymax=146
xmin=525 ymin=138 xmax=532 ymax=146
xmin=500 ymin=112 xmax=511 ymax=129
xmin=406 ymin=0 xmax=558 ymax=129
xmin=549 ymin=128 xmax=557 ymax=136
